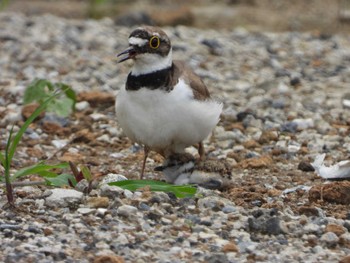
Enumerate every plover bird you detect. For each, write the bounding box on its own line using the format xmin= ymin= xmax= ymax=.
xmin=155 ymin=152 xmax=232 ymax=190
xmin=116 ymin=26 xmax=222 ymax=178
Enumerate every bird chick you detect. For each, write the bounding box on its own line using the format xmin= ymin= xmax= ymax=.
xmin=155 ymin=152 xmax=232 ymax=190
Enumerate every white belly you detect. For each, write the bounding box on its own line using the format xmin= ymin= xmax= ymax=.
xmin=115 ymin=79 xmax=222 ymax=154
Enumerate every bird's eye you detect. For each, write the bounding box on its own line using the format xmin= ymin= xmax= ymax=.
xmin=149 ymin=36 xmax=160 ymax=49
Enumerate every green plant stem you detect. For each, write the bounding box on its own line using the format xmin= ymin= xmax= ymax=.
xmin=5 ymin=169 xmax=15 ymax=207
xmin=2 ymin=90 xmax=60 ymax=207
xmin=4 ymin=127 xmax=14 ymax=206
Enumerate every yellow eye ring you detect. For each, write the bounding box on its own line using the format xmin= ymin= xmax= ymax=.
xmin=149 ymin=36 xmax=160 ymax=49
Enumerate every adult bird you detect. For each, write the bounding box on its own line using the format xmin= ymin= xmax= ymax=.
xmin=116 ymin=26 xmax=222 ymax=178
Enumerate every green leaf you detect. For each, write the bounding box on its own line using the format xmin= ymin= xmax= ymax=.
xmin=0 ymin=0 xmax=10 ymax=11
xmin=36 ymin=170 xmax=61 ymax=178
xmin=3 ymin=126 xmax=14 ymax=190
xmin=4 ymin=125 xmax=14 ymax=182
xmin=0 ymin=151 xmax=4 ymax=182
xmin=45 ymin=173 xmax=77 ymax=187
xmin=23 ymin=79 xmax=76 ymax=117
xmin=46 ymin=81 xmax=55 ymax=92
xmin=47 ymin=97 xmax=74 ymax=117
xmin=7 ymin=92 xmax=59 ymax=164
xmin=80 ymin=165 xmax=92 ymax=181
xmin=108 ymin=180 xmax=197 ymax=198
xmin=12 ymin=162 xmax=69 ymax=180
xmin=0 ymin=151 xmax=5 ymax=168
xmin=57 ymin=83 xmax=77 ymax=110
xmin=23 ymin=79 xmax=51 ymax=104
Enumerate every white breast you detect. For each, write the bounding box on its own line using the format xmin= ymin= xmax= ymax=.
xmin=115 ymin=79 xmax=222 ymax=154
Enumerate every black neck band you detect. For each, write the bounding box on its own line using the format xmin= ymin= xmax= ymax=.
xmin=126 ymin=64 xmax=174 ymax=91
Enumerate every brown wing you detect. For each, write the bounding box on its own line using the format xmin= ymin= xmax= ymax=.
xmin=172 ymin=60 xmax=211 ymax=101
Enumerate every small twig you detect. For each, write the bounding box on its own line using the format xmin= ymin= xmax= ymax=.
xmin=0 ymin=181 xmax=46 ymax=187
xmin=46 ymin=138 xmax=74 ymax=161
xmin=46 ymin=128 xmax=92 ymax=161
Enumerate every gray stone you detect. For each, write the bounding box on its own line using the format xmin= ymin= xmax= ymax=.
xmin=15 ymin=186 xmax=42 ymax=198
xmin=320 ymin=232 xmax=339 ymax=248
xmin=204 ymin=253 xmax=229 ymax=263
xmin=51 ymin=139 xmax=68 ymax=149
xmin=45 ymin=189 xmax=83 ymax=208
xmin=222 ymin=205 xmax=236 ymax=214
xmin=304 ymin=223 xmax=321 ymax=234
xmin=99 ymin=184 xmax=124 ymax=198
xmin=248 ymin=216 xmax=287 ymax=235
xmin=77 ymin=208 xmax=95 ymax=215
xmin=0 ymin=224 xmax=21 ymax=231
xmin=75 ymin=179 xmax=90 ymax=193
xmin=117 ymin=205 xmax=138 ymax=218
xmin=97 ymin=134 xmax=110 ymax=143
xmin=99 ymin=173 xmax=128 ymax=185
xmin=89 ymin=113 xmax=107 ymax=121
xmin=197 ymin=196 xmax=233 ymax=211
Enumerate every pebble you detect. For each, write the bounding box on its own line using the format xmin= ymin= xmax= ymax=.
xmin=0 ymin=224 xmax=21 ymax=231
xmin=339 ymin=233 xmax=350 ymax=247
xmin=304 ymin=223 xmax=321 ymax=234
xmin=99 ymin=173 xmax=128 ymax=185
xmin=4 ymin=110 xmax=22 ymax=123
xmin=97 ymin=134 xmax=111 ymax=142
xmin=77 ymin=207 xmax=95 ymax=215
xmin=222 ymin=205 xmax=236 ymax=214
xmin=248 ymin=209 xmax=288 ymax=235
xmin=298 ymin=161 xmax=315 ymax=172
xmin=342 ymin=93 xmax=350 ymax=108
xmin=109 ymin=152 xmax=125 ymax=159
xmin=87 ymin=197 xmax=109 ymax=208
xmin=89 ymin=113 xmax=107 ymax=121
xmin=325 ymin=224 xmax=347 ymax=236
xmin=117 ymin=205 xmax=138 ymax=218
xmin=15 ymin=186 xmax=42 ymax=198
xmin=42 ymin=114 xmax=69 ymax=127
xmin=75 ymin=179 xmax=90 ymax=192
xmin=75 ymin=101 xmax=90 ymax=111
xmin=321 ymin=232 xmax=339 ymax=248
xmin=51 ymin=139 xmax=68 ymax=149
xmin=96 ymin=208 xmax=108 ymax=217
xmin=99 ymin=184 xmax=124 ymax=198
xmin=45 ymin=189 xmax=83 ymax=207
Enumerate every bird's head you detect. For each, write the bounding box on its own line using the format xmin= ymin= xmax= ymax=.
xmin=117 ymin=26 xmax=172 ymax=75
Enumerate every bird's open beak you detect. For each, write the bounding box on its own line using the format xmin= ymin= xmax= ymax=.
xmin=117 ymin=46 xmax=137 ymax=63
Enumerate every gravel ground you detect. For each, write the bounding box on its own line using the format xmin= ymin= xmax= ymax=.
xmin=1 ymin=13 xmax=350 ymax=263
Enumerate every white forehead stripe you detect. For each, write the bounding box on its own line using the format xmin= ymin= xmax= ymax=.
xmin=129 ymin=37 xmax=148 ymax=47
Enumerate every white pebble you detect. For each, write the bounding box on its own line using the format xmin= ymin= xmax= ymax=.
xmin=75 ymin=101 xmax=90 ymax=111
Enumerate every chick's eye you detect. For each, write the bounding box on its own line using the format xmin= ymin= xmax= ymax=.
xmin=149 ymin=36 xmax=160 ymax=49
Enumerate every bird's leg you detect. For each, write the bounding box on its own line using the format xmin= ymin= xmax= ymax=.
xmin=140 ymin=146 xmax=150 ymax=179
xmin=198 ymin=142 xmax=206 ymax=161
